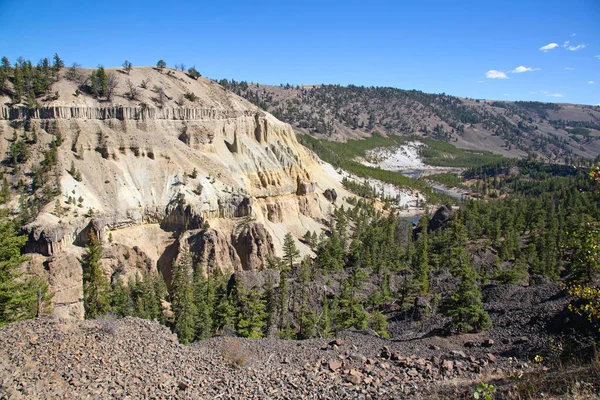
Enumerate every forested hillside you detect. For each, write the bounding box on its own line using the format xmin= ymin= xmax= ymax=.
xmin=70 ymin=160 xmax=600 ymax=347
xmin=218 ymin=80 xmax=600 ymax=162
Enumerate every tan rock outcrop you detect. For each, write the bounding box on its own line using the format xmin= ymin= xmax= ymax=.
xmin=0 ymin=67 xmax=352 ymax=318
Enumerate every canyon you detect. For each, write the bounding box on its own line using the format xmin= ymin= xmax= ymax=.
xmin=0 ymin=67 xmax=356 ymax=319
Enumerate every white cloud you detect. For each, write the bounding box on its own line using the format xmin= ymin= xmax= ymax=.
xmin=565 ymin=67 xmax=575 ymax=70
xmin=596 ymin=55 xmax=600 ymax=59
xmin=571 ymin=33 xmax=576 ymax=37
xmin=510 ymin=66 xmax=540 ymax=73
xmin=504 ymin=93 xmax=510 ymax=96
xmin=477 ymin=80 xmax=485 ymax=83
xmin=540 ymin=43 xmax=559 ymax=52
xmin=528 ymin=91 xmax=538 ymax=94
xmin=547 ymin=93 xmax=564 ymax=98
xmin=563 ymin=40 xmax=570 ymax=47
xmin=486 ymin=70 xmax=508 ymax=79
xmin=540 ymin=90 xmax=549 ymax=94
xmin=590 ymin=81 xmax=596 ymax=84
xmin=568 ymin=44 xmax=586 ymax=51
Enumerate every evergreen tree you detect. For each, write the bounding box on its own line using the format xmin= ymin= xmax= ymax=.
xmin=263 ymin=275 xmax=276 ymax=334
xmin=0 ymin=176 xmax=10 ymax=204
xmin=193 ymin=264 xmax=214 ymax=340
xmin=52 ymin=53 xmax=64 ymax=76
xmin=369 ymin=310 xmax=389 ymax=338
xmin=213 ymin=273 xmax=235 ymax=333
xmin=12 ymin=64 xmax=23 ymax=103
xmin=122 ymin=60 xmax=132 ymax=74
xmin=156 ymin=59 xmax=167 ymax=73
xmin=282 ymin=232 xmax=300 ymax=270
xmin=82 ymin=231 xmax=110 ymax=319
xmin=447 ymin=261 xmax=491 ymax=333
xmin=171 ymin=251 xmax=196 ymax=344
xmin=0 ymin=217 xmax=51 ymax=326
xmin=337 ymin=241 xmax=368 ymax=329
xmin=0 ymin=56 xmax=9 ymax=93
xmin=276 ymin=270 xmax=291 ymax=336
xmin=109 ymin=275 xmax=131 ymax=317
xmin=235 ymin=287 xmax=267 ymax=338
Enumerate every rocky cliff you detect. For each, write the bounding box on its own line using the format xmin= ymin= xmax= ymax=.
xmin=0 ymin=67 xmax=351 ymax=319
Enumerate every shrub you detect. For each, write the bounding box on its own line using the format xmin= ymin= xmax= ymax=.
xmin=221 ymin=338 xmax=249 ymax=368
xmin=184 ymin=92 xmax=198 ymax=102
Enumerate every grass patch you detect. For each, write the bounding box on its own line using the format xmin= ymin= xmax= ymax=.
xmin=419 ymin=137 xmax=506 ymax=168
xmin=423 ymin=172 xmax=467 ymax=189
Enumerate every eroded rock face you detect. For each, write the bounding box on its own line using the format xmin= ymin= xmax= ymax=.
xmin=232 ymin=223 xmax=275 ymax=271
xmin=44 ymin=254 xmax=84 ymax=320
xmin=231 ymin=269 xmax=280 ymax=292
xmin=1 ymin=69 xmax=349 ymax=319
xmin=187 ymin=229 xmax=241 ymax=276
xmin=428 ymin=205 xmax=454 ymax=233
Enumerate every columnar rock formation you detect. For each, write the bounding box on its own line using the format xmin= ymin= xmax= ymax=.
xmin=0 ymin=66 xmax=351 ymax=319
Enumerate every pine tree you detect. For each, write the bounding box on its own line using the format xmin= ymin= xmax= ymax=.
xmin=156 ymin=60 xmax=167 ymax=73
xmin=52 ymin=53 xmax=64 ymax=78
xmin=369 ymin=310 xmax=389 ymax=338
xmin=282 ymin=232 xmax=300 ymax=271
xmin=171 ymin=251 xmax=196 ymax=344
xmin=276 ymin=270 xmax=291 ymax=336
xmin=447 ymin=261 xmax=491 ymax=333
xmin=97 ymin=66 xmax=107 ymax=97
xmin=412 ymin=222 xmax=430 ymax=294
xmin=337 ymin=241 xmax=368 ymax=329
xmin=193 ymin=264 xmax=214 ymax=340
xmin=122 ymin=60 xmax=132 ymax=75
xmin=263 ymin=275 xmax=276 ymax=334
xmin=212 ymin=272 xmax=235 ymax=333
xmin=0 ymin=177 xmax=10 ymax=204
xmin=235 ymin=287 xmax=267 ymax=338
xmin=109 ymin=275 xmax=132 ymax=317
xmin=0 ymin=56 xmax=9 ymax=93
xmin=82 ymin=231 xmax=110 ymax=319
xmin=12 ymin=64 xmax=23 ymax=103
xmin=0 ymin=218 xmax=51 ymax=326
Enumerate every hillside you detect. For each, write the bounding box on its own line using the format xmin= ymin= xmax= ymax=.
xmin=219 ymin=81 xmax=600 ymax=161
xmin=0 ymin=63 xmax=356 ymax=319
xmin=2 ymin=60 xmax=600 ymax=399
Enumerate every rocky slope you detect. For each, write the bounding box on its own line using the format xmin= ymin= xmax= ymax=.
xmin=1 ymin=277 xmax=594 ymax=399
xmin=0 ymin=316 xmax=527 ymax=399
xmin=0 ymin=66 xmax=354 ymax=319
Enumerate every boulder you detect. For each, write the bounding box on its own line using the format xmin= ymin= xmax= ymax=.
xmin=323 ymin=188 xmax=337 ymax=203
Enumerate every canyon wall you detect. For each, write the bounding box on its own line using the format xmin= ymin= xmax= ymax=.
xmin=0 ymin=69 xmax=350 ymax=319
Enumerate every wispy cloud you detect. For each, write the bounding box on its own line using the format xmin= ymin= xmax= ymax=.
xmin=568 ymin=44 xmax=586 ymax=51
xmin=590 ymin=81 xmax=596 ymax=84
xmin=477 ymin=80 xmax=485 ymax=83
xmin=571 ymin=33 xmax=576 ymax=37
xmin=540 ymin=43 xmax=559 ymax=52
xmin=596 ymin=55 xmax=600 ymax=59
xmin=528 ymin=91 xmax=538 ymax=94
xmin=486 ymin=70 xmax=508 ymax=79
xmin=565 ymin=67 xmax=575 ymax=70
xmin=547 ymin=93 xmax=564 ymax=98
xmin=563 ymin=40 xmax=570 ymax=47
xmin=510 ymin=66 xmax=540 ymax=73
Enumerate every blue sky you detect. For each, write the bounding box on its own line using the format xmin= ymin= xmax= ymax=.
xmin=0 ymin=0 xmax=598 ymax=104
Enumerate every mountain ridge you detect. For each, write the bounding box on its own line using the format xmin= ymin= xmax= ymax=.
xmin=219 ymin=80 xmax=600 ymax=161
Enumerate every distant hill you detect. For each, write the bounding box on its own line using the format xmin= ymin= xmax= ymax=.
xmin=219 ymin=80 xmax=600 ymax=161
